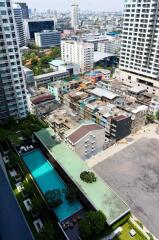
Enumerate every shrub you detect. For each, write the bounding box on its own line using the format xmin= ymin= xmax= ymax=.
xmin=80 ymin=171 xmax=97 ymax=183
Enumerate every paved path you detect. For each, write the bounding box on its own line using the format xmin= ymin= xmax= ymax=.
xmin=0 ymin=166 xmax=34 ymax=240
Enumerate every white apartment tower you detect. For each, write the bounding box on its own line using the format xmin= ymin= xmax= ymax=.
xmin=13 ymin=3 xmax=26 ymax=48
xmin=119 ymin=0 xmax=159 ymax=95
xmin=71 ymin=0 xmax=79 ymax=29
xmin=61 ymin=40 xmax=94 ymax=73
xmin=0 ymin=0 xmax=29 ymax=124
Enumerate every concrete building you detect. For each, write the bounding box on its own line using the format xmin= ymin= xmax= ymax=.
xmin=24 ymin=19 xmax=54 ymax=40
xmin=48 ymin=80 xmax=81 ymax=101
xmin=23 ymin=66 xmax=34 ymax=87
xmin=119 ymin=0 xmax=159 ymax=93
xmin=15 ymin=2 xmax=29 ymax=19
xmin=109 ymin=115 xmax=132 ymax=141
xmin=66 ymin=123 xmax=105 ymax=159
xmin=35 ymin=30 xmax=61 ymax=48
xmin=71 ymin=0 xmax=79 ymax=29
xmin=149 ymin=97 xmax=159 ymax=115
xmin=13 ymin=3 xmax=26 ymax=48
xmin=49 ymin=60 xmax=80 ymax=75
xmin=61 ymin=40 xmax=94 ymax=73
xmin=0 ymin=0 xmax=29 ymax=124
xmin=98 ymin=38 xmax=121 ymax=55
xmin=34 ymin=70 xmax=69 ymax=87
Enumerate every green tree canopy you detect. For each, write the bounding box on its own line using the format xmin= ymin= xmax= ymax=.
xmin=156 ymin=110 xmax=159 ymax=120
xmin=79 ymin=211 xmax=106 ymax=239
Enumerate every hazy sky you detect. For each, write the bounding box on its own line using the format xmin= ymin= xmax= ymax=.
xmin=24 ymin=0 xmax=123 ymax=12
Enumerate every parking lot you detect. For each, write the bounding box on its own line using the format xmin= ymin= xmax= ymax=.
xmin=93 ymin=137 xmax=159 ymax=238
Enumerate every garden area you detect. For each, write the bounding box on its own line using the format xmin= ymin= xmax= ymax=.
xmin=4 ymin=150 xmax=61 ymax=240
xmin=0 ymin=114 xmax=48 ymax=145
xmin=22 ymin=46 xmax=61 ymax=76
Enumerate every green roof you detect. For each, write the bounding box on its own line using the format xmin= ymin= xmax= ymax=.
xmin=35 ymin=128 xmax=130 ymax=225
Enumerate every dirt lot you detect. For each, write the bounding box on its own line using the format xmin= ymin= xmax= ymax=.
xmin=93 ymin=137 xmax=159 ymax=238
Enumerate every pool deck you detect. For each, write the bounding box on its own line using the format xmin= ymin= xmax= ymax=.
xmin=0 ymin=166 xmax=34 ymax=240
xmin=35 ymin=128 xmax=130 ymax=226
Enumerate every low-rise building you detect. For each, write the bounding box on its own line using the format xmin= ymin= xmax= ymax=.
xmin=23 ymin=66 xmax=34 ymax=87
xmin=66 ymin=123 xmax=105 ymax=159
xmin=149 ymin=97 xmax=159 ymax=115
xmin=31 ymin=93 xmax=58 ymax=115
xmin=34 ymin=70 xmax=69 ymax=87
xmin=48 ymin=80 xmax=82 ymax=101
xmin=110 ymin=115 xmax=132 ymax=141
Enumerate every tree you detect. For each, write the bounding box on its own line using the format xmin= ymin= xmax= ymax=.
xmin=40 ymin=56 xmax=52 ymax=66
xmin=79 ymin=211 xmax=106 ymax=239
xmin=31 ymin=58 xmax=38 ymax=66
xmin=0 ymin=128 xmax=8 ymax=141
xmin=65 ymin=185 xmax=77 ymax=202
xmin=146 ymin=114 xmax=155 ymax=123
xmin=31 ymin=196 xmax=46 ymax=213
xmin=156 ymin=110 xmax=159 ymax=120
xmin=38 ymin=222 xmax=56 ymax=240
xmin=45 ymin=189 xmax=62 ymax=208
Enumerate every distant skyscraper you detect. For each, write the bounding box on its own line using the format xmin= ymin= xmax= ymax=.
xmin=13 ymin=3 xmax=26 ymax=48
xmin=0 ymin=0 xmax=29 ymax=123
xmin=71 ymin=0 xmax=79 ymax=29
xmin=119 ymin=0 xmax=159 ymax=94
xmin=15 ymin=2 xmax=29 ymax=19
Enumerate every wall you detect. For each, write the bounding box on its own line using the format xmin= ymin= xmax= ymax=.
xmin=73 ymin=129 xmax=105 ymax=160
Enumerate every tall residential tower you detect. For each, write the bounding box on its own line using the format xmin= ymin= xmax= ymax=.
xmin=0 ymin=0 xmax=29 ymax=124
xmin=118 ymin=0 xmax=159 ymax=95
xmin=13 ymin=3 xmax=26 ymax=48
xmin=71 ymin=0 xmax=79 ymax=29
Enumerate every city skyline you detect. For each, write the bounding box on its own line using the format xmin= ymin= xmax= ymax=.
xmin=24 ymin=0 xmax=123 ymax=12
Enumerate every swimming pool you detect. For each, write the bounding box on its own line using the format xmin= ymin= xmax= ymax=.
xmin=22 ymin=149 xmax=82 ymax=222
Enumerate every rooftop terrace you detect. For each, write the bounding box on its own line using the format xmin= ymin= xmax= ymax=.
xmin=35 ymin=128 xmax=130 ymax=226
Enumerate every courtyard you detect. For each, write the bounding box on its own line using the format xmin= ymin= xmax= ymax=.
xmin=93 ymin=136 xmax=159 ymax=238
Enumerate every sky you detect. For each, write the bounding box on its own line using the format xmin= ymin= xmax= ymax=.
xmin=24 ymin=0 xmax=123 ymax=12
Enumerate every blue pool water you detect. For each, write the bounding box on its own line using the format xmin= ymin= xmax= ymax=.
xmin=22 ymin=149 xmax=82 ymax=222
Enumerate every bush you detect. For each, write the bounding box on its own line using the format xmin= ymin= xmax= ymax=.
xmin=80 ymin=171 xmax=97 ymax=183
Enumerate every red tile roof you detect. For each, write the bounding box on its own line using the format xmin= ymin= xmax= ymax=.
xmin=67 ymin=124 xmax=103 ymax=144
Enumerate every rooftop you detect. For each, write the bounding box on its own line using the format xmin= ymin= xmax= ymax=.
xmin=90 ymin=87 xmax=119 ymax=100
xmin=34 ymin=70 xmax=68 ymax=80
xmin=94 ymin=51 xmax=114 ymax=63
xmin=49 ymin=60 xmax=65 ymax=67
xmin=35 ymin=128 xmax=130 ymax=226
xmin=67 ymin=124 xmax=103 ymax=144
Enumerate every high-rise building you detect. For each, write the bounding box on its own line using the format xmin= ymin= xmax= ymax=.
xmin=35 ymin=30 xmax=61 ymax=48
xmin=118 ymin=0 xmax=159 ymax=95
xmin=0 ymin=0 xmax=29 ymax=124
xmin=71 ymin=0 xmax=79 ymax=29
xmin=61 ymin=40 xmax=94 ymax=73
xmin=13 ymin=3 xmax=26 ymax=48
xmin=15 ymin=2 xmax=29 ymax=19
